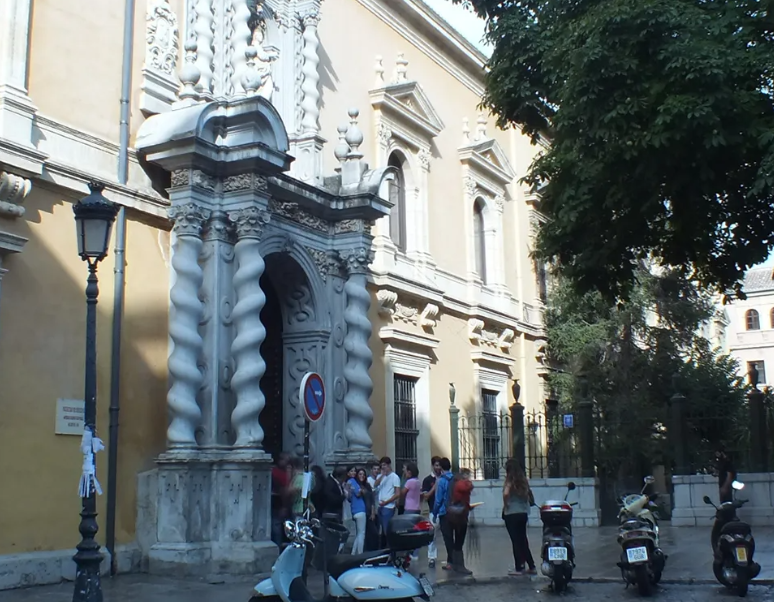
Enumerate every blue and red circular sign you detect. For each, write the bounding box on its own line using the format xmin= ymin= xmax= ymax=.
xmin=300 ymin=372 xmax=326 ymax=423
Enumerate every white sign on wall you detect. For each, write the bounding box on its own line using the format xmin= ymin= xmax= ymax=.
xmin=55 ymin=399 xmax=85 ymax=435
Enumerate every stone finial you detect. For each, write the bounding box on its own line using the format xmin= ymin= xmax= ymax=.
xmin=394 ymin=52 xmax=408 ymax=83
xmin=374 ymin=55 xmax=385 ymax=88
xmin=242 ymin=47 xmax=261 ymax=95
xmin=178 ymin=37 xmax=201 ymax=101
xmin=476 ymin=112 xmax=488 ymax=141
xmin=345 ymin=108 xmax=364 ymax=159
xmin=462 ymin=117 xmax=471 ymax=145
xmin=334 ymin=123 xmax=350 ymax=164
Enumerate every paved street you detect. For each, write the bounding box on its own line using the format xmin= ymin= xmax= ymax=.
xmin=7 ymin=577 xmax=774 ymax=602
xmin=7 ymin=525 xmax=774 ymax=601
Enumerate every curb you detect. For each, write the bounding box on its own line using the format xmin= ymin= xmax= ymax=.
xmin=434 ymin=575 xmax=774 ymax=587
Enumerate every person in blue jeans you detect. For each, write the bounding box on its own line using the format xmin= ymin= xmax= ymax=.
xmin=346 ymin=465 xmax=367 ymax=554
xmin=432 ymin=457 xmax=456 ymax=571
xmin=373 ymin=456 xmax=401 ymax=547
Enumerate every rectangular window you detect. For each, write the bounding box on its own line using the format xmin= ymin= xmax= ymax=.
xmin=394 ymin=375 xmax=419 ymax=476
xmin=747 ymin=361 xmax=766 ymax=386
xmin=481 ymin=389 xmax=501 ymax=479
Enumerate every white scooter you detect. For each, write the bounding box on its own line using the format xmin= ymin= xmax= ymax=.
xmin=251 ymin=513 xmax=435 ymax=602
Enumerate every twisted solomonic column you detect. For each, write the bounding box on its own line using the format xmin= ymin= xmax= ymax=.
xmin=167 ymin=203 xmax=210 ymax=448
xmin=300 ymin=11 xmax=321 ymax=134
xmin=340 ymin=247 xmax=375 ymax=451
xmin=228 ymin=207 xmax=271 ymax=447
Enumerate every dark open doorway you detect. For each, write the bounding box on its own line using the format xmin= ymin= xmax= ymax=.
xmin=259 ymin=272 xmax=284 ymax=460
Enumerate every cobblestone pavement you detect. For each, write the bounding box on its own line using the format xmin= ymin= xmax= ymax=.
xmin=7 ymin=576 xmax=774 ymax=602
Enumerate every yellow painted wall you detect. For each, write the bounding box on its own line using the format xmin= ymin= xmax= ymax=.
xmin=0 ymin=188 xmax=168 ymax=555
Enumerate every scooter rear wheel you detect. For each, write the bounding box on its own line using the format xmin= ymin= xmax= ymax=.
xmin=737 ymin=573 xmax=748 ymax=598
xmin=635 ymin=565 xmax=652 ymax=597
xmin=553 ymin=565 xmax=567 ymax=593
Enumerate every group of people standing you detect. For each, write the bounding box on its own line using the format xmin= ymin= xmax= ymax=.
xmin=269 ymin=450 xmax=539 ymax=578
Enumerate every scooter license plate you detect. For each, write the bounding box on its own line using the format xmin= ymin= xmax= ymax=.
xmin=548 ymin=546 xmax=568 ymax=562
xmin=626 ymin=546 xmax=649 ymax=564
xmin=419 ymin=576 xmax=435 ymax=597
xmin=735 ymin=547 xmax=748 ymax=564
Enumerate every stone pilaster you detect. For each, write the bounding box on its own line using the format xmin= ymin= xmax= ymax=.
xmin=167 ymin=203 xmax=210 ymax=449
xmin=227 ymin=206 xmax=271 ymax=449
xmin=340 ymin=246 xmax=375 ymax=454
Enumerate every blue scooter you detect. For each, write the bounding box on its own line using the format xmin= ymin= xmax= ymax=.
xmin=251 ymin=513 xmax=435 ymax=602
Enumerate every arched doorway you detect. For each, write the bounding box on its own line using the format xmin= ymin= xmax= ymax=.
xmin=259 ymin=272 xmax=284 ymax=460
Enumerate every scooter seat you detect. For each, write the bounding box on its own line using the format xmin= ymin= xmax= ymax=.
xmin=720 ymin=520 xmax=752 ymax=537
xmin=327 ymin=549 xmax=392 ymax=578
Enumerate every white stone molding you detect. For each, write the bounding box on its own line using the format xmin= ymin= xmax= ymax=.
xmin=379 ymin=327 xmax=438 ymax=478
xmin=0 ymin=230 xmax=28 ymax=318
xmin=167 ymin=203 xmax=210 ymax=448
xmin=228 ymin=207 xmax=271 ymax=448
xmin=419 ymin=303 xmax=439 ymax=329
xmin=140 ymin=0 xmax=180 ymax=115
xmin=498 ymin=327 xmax=515 ymax=351
xmin=355 ymin=0 xmax=487 ymax=97
xmin=472 ymin=349 xmax=513 ymax=415
xmin=0 ymin=0 xmax=33 ymax=95
xmin=340 ymin=247 xmax=376 ymax=451
xmin=300 ymin=10 xmax=321 ymax=134
xmin=0 ymin=170 xmax=31 ymax=218
xmin=377 ymin=288 xmax=441 ymax=331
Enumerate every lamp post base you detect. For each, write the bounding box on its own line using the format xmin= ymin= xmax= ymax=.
xmin=72 ymin=564 xmax=103 ymax=602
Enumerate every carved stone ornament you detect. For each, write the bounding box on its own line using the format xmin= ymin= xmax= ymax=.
xmin=464 ymin=177 xmax=477 ymax=198
xmin=169 ymin=203 xmax=211 ymax=237
xmin=377 ymin=122 xmax=392 ymax=147
xmin=376 ymin=289 xmax=398 ymax=316
xmin=228 ymin=206 xmax=270 ymax=239
xmin=340 ymin=247 xmax=374 ymax=276
xmin=498 ymin=328 xmax=515 ymax=351
xmin=204 ymin=212 xmax=233 ymax=242
xmin=420 ymin=304 xmax=440 ymax=329
xmin=0 ymin=171 xmax=32 ymax=218
xmin=223 ymin=173 xmax=268 ymax=193
xmin=305 ymin=246 xmax=341 ymax=281
xmin=468 ymin=318 xmax=484 ymax=341
xmin=495 ymin=193 xmax=506 ymax=213
xmin=145 ymin=0 xmax=179 ymax=75
xmin=170 ymin=169 xmax=215 ymax=191
xmin=268 ymin=199 xmax=328 ymax=233
xmin=417 ymin=148 xmax=431 ymax=170
xmin=334 ymin=219 xmax=365 ymax=234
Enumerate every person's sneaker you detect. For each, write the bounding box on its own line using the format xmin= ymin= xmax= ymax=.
xmin=442 ymin=562 xmax=453 ymax=571
xmin=428 ymin=559 xmax=436 ymax=568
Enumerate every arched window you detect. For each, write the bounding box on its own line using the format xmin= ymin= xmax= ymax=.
xmin=746 ymin=309 xmax=761 ymax=330
xmin=473 ymin=198 xmax=487 ymax=282
xmin=388 ymin=152 xmax=407 ymax=252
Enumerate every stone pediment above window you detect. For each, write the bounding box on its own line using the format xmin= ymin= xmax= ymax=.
xmin=458 ymin=115 xmax=516 ymax=192
xmin=370 ymin=54 xmax=444 ymax=148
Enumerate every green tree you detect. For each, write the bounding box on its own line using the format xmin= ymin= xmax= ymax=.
xmin=544 ymin=267 xmax=747 ymax=482
xmin=453 ymin=0 xmax=774 ymax=300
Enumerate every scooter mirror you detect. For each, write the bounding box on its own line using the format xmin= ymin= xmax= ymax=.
xmin=567 ymin=482 xmax=576 ymax=491
xmin=643 ymin=476 xmax=656 ymax=485
xmin=732 ymin=480 xmax=745 ymax=491
xmin=702 ymin=496 xmax=713 ymax=505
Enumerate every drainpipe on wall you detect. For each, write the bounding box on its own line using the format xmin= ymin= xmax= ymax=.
xmin=106 ymin=0 xmax=136 ymax=577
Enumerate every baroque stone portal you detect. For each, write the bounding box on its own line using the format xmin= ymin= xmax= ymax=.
xmin=134 ymin=96 xmax=390 ymax=575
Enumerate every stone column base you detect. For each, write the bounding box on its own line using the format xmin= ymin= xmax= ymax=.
xmin=137 ymin=449 xmax=278 ymax=577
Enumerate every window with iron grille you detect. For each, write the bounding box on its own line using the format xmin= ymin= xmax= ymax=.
xmin=394 ymin=375 xmax=419 ymax=476
xmin=482 ymin=389 xmax=501 ymax=479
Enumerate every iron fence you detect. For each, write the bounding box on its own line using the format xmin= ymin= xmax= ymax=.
xmin=456 ymin=406 xmax=582 ymax=480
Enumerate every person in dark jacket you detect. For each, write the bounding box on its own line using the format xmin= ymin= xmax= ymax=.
xmin=432 ymin=457 xmax=456 ymax=571
xmin=309 ymin=465 xmax=327 ymax=519
xmin=322 ymin=466 xmax=348 ymax=522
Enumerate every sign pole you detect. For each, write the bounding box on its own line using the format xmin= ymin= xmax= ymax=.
xmin=303 ymin=421 xmax=310 ymax=514
xmin=299 ymin=372 xmax=326 ymax=517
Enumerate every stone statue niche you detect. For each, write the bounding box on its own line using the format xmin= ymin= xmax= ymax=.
xmin=247 ymin=1 xmax=279 ymax=102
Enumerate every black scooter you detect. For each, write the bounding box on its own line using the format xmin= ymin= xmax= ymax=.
xmin=703 ymin=480 xmax=761 ymax=598
xmin=539 ymin=482 xmax=578 ymax=593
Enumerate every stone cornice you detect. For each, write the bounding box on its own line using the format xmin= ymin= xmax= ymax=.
xmin=0 ymin=230 xmax=28 ymax=255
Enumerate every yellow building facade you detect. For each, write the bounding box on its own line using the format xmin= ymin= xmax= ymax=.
xmin=0 ymin=0 xmax=546 ymax=588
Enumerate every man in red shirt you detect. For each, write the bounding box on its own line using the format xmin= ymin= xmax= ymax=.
xmin=271 ymin=452 xmax=290 ymax=545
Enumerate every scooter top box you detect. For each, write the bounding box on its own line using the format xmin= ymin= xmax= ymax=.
xmin=387 ymin=514 xmax=435 ymax=551
xmin=540 ymin=501 xmax=573 ymax=528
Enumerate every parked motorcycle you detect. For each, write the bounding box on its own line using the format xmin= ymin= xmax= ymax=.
xmin=703 ymin=480 xmax=761 ymax=598
xmin=539 ymin=482 xmax=578 ymax=592
xmin=251 ymin=513 xmax=435 ymax=602
xmin=615 ymin=476 xmax=667 ymax=596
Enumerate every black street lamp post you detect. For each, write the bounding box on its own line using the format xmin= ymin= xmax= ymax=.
xmin=72 ymin=182 xmax=118 ymax=602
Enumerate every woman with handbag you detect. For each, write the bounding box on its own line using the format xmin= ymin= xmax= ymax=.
xmin=502 ymin=459 xmax=537 ymax=575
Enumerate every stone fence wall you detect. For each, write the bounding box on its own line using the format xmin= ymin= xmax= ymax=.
xmin=672 ymin=472 xmax=774 ymax=527
xmin=468 ymin=477 xmax=601 ymax=527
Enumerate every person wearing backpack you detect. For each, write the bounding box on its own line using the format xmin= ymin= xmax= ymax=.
xmin=432 ymin=457 xmax=473 ymax=574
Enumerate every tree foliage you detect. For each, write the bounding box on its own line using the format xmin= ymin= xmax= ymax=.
xmin=454 ymin=0 xmax=774 ymax=300
xmin=544 ymin=267 xmax=747 ymax=478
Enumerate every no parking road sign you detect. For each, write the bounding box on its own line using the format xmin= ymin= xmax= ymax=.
xmin=300 ymin=372 xmax=326 ymax=423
